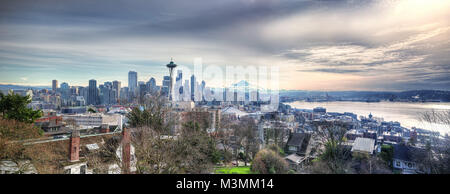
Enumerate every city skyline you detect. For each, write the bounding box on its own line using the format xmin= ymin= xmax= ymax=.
xmin=0 ymin=0 xmax=449 ymax=91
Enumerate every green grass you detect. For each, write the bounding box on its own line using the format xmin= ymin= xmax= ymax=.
xmin=215 ymin=166 xmax=252 ymax=174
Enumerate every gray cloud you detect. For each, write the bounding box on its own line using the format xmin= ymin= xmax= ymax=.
xmin=0 ymin=0 xmax=449 ymax=90
xmin=297 ymin=68 xmax=368 ymax=74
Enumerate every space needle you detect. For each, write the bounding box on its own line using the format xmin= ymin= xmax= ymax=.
xmin=166 ymin=58 xmax=177 ymax=101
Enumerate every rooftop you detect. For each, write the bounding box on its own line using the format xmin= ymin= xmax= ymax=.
xmin=351 ymin=137 xmax=375 ymax=154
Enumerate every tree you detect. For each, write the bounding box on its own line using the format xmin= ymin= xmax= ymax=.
xmin=233 ymin=117 xmax=259 ymax=166
xmin=216 ymin=115 xmax=235 ymax=164
xmin=417 ymin=110 xmax=450 ymax=174
xmin=123 ymin=94 xmax=218 ymax=174
xmin=267 ymin=144 xmax=285 ymax=156
xmin=265 ymin=120 xmax=288 ymax=148
xmin=0 ymin=93 xmax=42 ymax=123
xmin=379 ymin=144 xmax=394 ymax=168
xmin=175 ymin=121 xmax=217 ymax=173
xmin=351 ymin=152 xmax=391 ymax=174
xmin=251 ymin=149 xmax=288 ymax=174
xmin=127 ymin=94 xmax=174 ymax=134
xmin=125 ymin=121 xmax=218 ymax=174
xmin=307 ymin=121 xmax=352 ymax=174
xmin=87 ymin=107 xmax=96 ymax=113
xmin=129 ymin=126 xmax=180 ymax=174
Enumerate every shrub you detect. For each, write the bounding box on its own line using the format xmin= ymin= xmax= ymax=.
xmin=251 ymin=149 xmax=288 ymax=174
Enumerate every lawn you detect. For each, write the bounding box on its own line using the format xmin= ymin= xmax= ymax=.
xmin=215 ymin=166 xmax=252 ymax=174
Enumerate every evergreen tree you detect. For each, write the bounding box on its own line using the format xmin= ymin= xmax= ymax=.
xmin=0 ymin=93 xmax=42 ymax=123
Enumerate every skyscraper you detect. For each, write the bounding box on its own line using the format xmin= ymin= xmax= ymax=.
xmin=201 ymin=80 xmax=206 ymax=91
xmin=101 ymin=81 xmax=115 ymax=105
xmin=147 ymin=77 xmax=156 ymax=94
xmin=190 ymin=75 xmax=196 ymax=101
xmin=162 ymin=76 xmax=171 ymax=97
xmin=201 ymin=80 xmax=206 ymax=101
xmin=128 ymin=71 xmax=138 ymax=98
xmin=113 ymin=80 xmax=121 ymax=102
xmin=60 ymin=82 xmax=70 ymax=99
xmin=88 ymin=79 xmax=98 ymax=105
xmin=79 ymin=86 xmax=88 ymax=104
xmin=52 ymin=80 xmax=58 ymax=91
xmin=176 ymin=70 xmax=182 ymax=82
xmin=139 ymin=82 xmax=148 ymax=99
xmin=60 ymin=82 xmax=69 ymax=90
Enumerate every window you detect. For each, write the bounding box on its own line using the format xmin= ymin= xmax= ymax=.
xmin=64 ymin=169 xmax=71 ymax=174
xmin=396 ymin=161 xmax=401 ymax=167
xmin=407 ymin=163 xmax=413 ymax=168
xmin=289 ymin=146 xmax=297 ymax=151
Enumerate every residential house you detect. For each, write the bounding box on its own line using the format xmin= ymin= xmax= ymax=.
xmin=286 ymin=133 xmax=311 ymax=156
xmin=392 ymin=144 xmax=425 ymax=174
xmin=351 ymin=137 xmax=375 ymax=155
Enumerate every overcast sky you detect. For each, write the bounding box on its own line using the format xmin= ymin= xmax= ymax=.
xmin=0 ymin=0 xmax=449 ymax=91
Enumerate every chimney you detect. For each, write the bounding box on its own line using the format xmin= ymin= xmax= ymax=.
xmin=121 ymin=128 xmax=131 ymax=174
xmin=69 ymin=130 xmax=80 ymax=162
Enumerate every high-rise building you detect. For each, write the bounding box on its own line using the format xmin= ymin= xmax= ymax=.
xmin=139 ymin=82 xmax=148 ymax=99
xmin=60 ymin=82 xmax=69 ymax=90
xmin=128 ymin=71 xmax=138 ymax=98
xmin=201 ymin=80 xmax=206 ymax=100
xmin=70 ymin=86 xmax=79 ymax=96
xmin=162 ymin=76 xmax=171 ymax=97
xmin=52 ymin=80 xmax=58 ymax=91
xmin=120 ymin=87 xmax=129 ymax=102
xmin=113 ymin=80 xmax=121 ymax=101
xmin=79 ymin=86 xmax=88 ymax=104
xmin=147 ymin=77 xmax=156 ymax=93
xmin=174 ymin=70 xmax=183 ymax=101
xmin=60 ymin=82 xmax=70 ymax=100
xmin=176 ymin=70 xmax=182 ymax=82
xmin=190 ymin=75 xmax=196 ymax=101
xmin=100 ymin=81 xmax=115 ymax=105
xmin=88 ymin=79 xmax=98 ymax=105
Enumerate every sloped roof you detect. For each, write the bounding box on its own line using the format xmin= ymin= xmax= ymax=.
xmin=393 ymin=144 xmax=425 ymax=162
xmin=221 ymin=107 xmax=248 ymax=117
xmin=285 ymin=154 xmax=304 ymax=164
xmin=351 ymin=137 xmax=375 ymax=153
xmin=287 ymin=133 xmax=311 ymax=154
xmin=287 ymin=133 xmax=311 ymax=147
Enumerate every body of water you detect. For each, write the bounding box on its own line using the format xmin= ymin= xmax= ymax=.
xmin=286 ymin=101 xmax=450 ymax=135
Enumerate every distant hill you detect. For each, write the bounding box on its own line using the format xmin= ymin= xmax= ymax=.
xmin=0 ymin=84 xmax=51 ymax=91
xmin=280 ymin=90 xmax=450 ymax=102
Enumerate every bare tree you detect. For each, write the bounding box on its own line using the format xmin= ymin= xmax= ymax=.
xmin=123 ymin=95 xmax=218 ymax=174
xmin=307 ymin=120 xmax=352 ymax=174
xmin=130 ymin=126 xmax=180 ymax=174
xmin=234 ymin=117 xmax=259 ymax=166
xmin=215 ymin=115 xmax=234 ymax=163
xmin=416 ymin=110 xmax=450 ymax=174
xmin=127 ymin=93 xmax=176 ymax=135
xmin=266 ymin=120 xmax=288 ymax=148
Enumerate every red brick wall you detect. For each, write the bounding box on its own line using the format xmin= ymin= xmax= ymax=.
xmin=69 ymin=132 xmax=80 ymax=162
